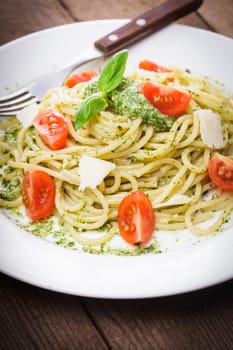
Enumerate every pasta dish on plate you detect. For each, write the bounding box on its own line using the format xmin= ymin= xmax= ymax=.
xmin=0 ymin=50 xmax=233 ymax=255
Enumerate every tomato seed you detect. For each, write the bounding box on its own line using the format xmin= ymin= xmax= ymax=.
xmin=40 ymin=117 xmax=49 ymax=124
xmin=225 ymin=171 xmax=233 ymax=180
xmin=50 ymin=123 xmax=59 ymax=128
xmin=218 ymin=166 xmax=226 ymax=177
xmin=129 ymin=224 xmax=135 ymax=232
xmin=48 ymin=127 xmax=57 ymax=135
xmin=130 ymin=203 xmax=137 ymax=213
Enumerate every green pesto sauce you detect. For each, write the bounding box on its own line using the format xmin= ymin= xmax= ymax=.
xmin=7 ymin=208 xmax=161 ymax=256
xmin=19 ymin=216 xmax=76 ymax=249
xmin=82 ymin=240 xmax=161 ymax=256
xmin=4 ymin=124 xmax=20 ymax=146
xmin=0 ymin=168 xmax=21 ymax=201
xmin=85 ymin=78 xmax=174 ymax=132
xmin=108 ymin=79 xmax=174 ymax=132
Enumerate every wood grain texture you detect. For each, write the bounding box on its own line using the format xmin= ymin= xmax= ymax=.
xmin=84 ymin=281 xmax=233 ymax=349
xmin=61 ymin=0 xmax=166 ymax=21
xmin=1 ymin=273 xmax=232 ymax=349
xmin=94 ymin=0 xmax=205 ymax=52
xmin=0 ymin=1 xmax=233 ymax=349
xmin=199 ymin=0 xmax=233 ymax=38
xmin=0 ymin=274 xmax=109 ymax=350
xmin=61 ymin=0 xmax=233 ymax=37
xmin=62 ymin=0 xmax=211 ymax=33
xmin=1 ymin=0 xmax=232 ymax=46
xmin=0 ymin=0 xmax=73 ymax=45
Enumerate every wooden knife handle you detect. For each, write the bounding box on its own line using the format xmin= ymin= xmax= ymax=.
xmin=95 ymin=0 xmax=203 ymax=53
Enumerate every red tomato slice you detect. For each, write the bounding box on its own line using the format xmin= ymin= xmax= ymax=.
xmin=33 ymin=109 xmax=68 ymax=150
xmin=141 ymin=82 xmax=192 ymax=116
xmin=139 ymin=59 xmax=174 ymax=82
xmin=118 ymin=191 xmax=155 ymax=245
xmin=208 ymin=154 xmax=233 ymax=191
xmin=139 ymin=59 xmax=172 ymax=73
xmin=23 ymin=170 xmax=56 ymax=221
xmin=64 ymin=70 xmax=97 ymax=88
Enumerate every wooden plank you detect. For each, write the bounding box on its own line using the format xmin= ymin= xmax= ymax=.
xmin=199 ymin=0 xmax=233 ymax=38
xmin=62 ymin=0 xmax=209 ymax=30
xmin=3 ymin=0 xmax=226 ymax=47
xmin=1 ymin=0 xmax=232 ymax=47
xmin=0 ymin=0 xmax=73 ymax=45
xmin=83 ymin=280 xmax=233 ymax=349
xmin=0 ymin=274 xmax=109 ymax=349
xmin=62 ymin=0 xmax=165 ymax=21
xmin=0 ymin=1 xmax=232 ymax=349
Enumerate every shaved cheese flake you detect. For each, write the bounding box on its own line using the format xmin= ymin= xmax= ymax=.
xmin=196 ymin=109 xmax=224 ymax=149
xmin=79 ymin=155 xmax=115 ymax=191
xmin=16 ymin=103 xmax=39 ymax=128
xmin=153 ymin=194 xmax=192 ymax=208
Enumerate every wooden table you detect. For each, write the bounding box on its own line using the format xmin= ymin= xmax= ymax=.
xmin=1 ymin=1 xmax=233 ymax=349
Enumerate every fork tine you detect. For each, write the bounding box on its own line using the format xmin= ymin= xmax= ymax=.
xmin=0 ymin=97 xmax=38 ymax=116
xmin=0 ymin=87 xmax=29 ymax=103
xmin=0 ymin=92 xmax=32 ymax=108
xmin=0 ymin=110 xmax=22 ymax=117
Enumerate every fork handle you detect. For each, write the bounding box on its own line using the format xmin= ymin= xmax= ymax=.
xmin=95 ymin=0 xmax=203 ymax=53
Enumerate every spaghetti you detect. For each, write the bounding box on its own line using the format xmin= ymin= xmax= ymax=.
xmin=1 ymin=58 xmax=233 ymax=248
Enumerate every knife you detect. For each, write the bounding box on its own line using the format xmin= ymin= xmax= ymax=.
xmin=63 ymin=0 xmax=203 ymax=78
xmin=0 ymin=0 xmax=203 ymax=112
xmin=95 ymin=0 xmax=203 ymax=53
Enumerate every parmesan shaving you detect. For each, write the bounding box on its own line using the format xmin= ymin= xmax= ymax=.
xmin=79 ymin=155 xmax=115 ymax=191
xmin=196 ymin=109 xmax=224 ymax=149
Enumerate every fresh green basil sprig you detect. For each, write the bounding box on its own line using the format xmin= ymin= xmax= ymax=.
xmin=74 ymin=95 xmax=107 ymax=130
xmin=98 ymin=50 xmax=128 ymax=94
xmin=75 ymin=50 xmax=128 ymax=130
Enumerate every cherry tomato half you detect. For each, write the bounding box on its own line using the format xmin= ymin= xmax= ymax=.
xmin=118 ymin=191 xmax=155 ymax=245
xmin=208 ymin=154 xmax=233 ymax=191
xmin=64 ymin=69 xmax=97 ymax=88
xmin=139 ymin=59 xmax=174 ymax=82
xmin=139 ymin=59 xmax=172 ymax=73
xmin=141 ymin=82 xmax=192 ymax=116
xmin=33 ymin=109 xmax=68 ymax=150
xmin=23 ymin=170 xmax=56 ymax=221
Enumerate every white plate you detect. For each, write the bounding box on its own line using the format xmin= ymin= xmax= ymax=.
xmin=1 ymin=20 xmax=233 ymax=299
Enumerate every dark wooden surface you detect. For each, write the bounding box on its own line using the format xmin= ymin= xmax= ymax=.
xmin=0 ymin=1 xmax=233 ymax=349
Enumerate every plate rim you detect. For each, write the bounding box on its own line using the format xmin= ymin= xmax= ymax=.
xmin=1 ymin=19 xmax=233 ymax=299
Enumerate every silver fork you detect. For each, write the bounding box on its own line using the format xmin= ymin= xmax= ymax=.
xmin=0 ymin=47 xmax=103 ymax=116
xmin=0 ymin=0 xmax=203 ymax=116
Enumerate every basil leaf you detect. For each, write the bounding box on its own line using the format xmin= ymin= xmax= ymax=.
xmin=75 ymin=95 xmax=107 ymax=129
xmin=98 ymin=50 xmax=128 ymax=94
